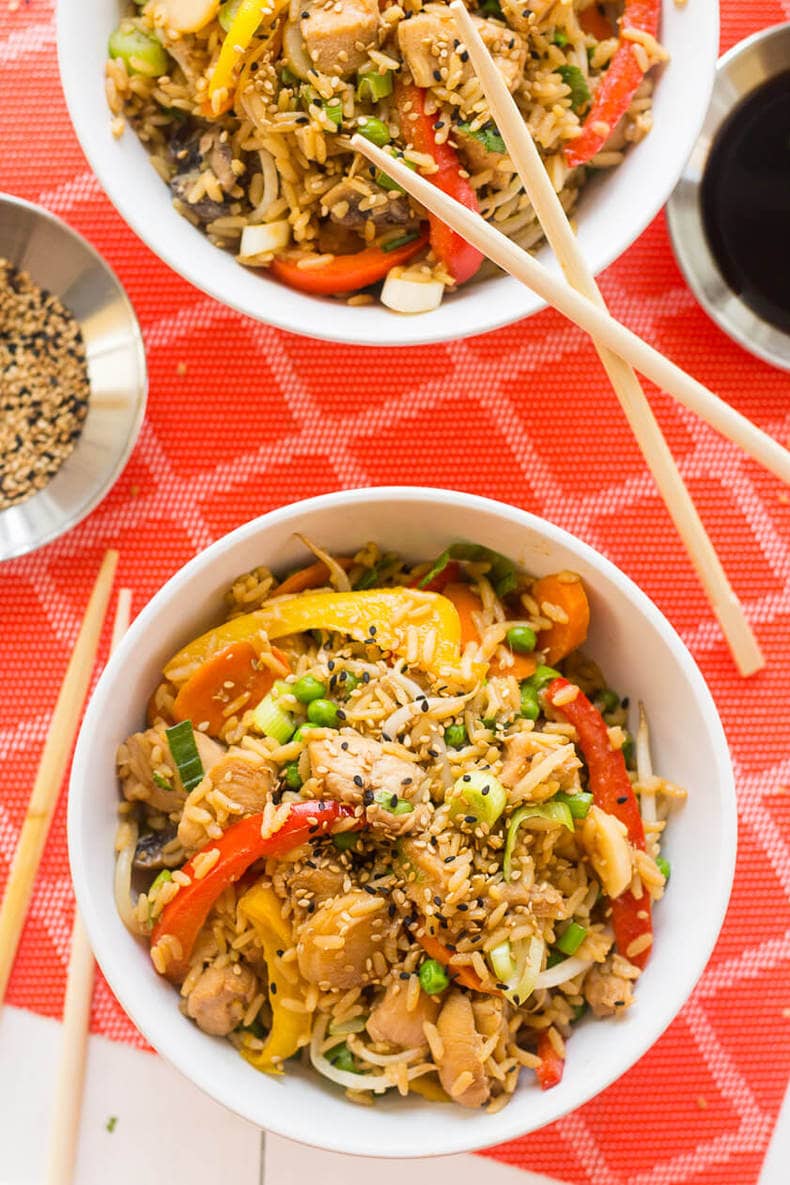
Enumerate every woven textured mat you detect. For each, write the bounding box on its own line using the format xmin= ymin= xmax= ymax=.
xmin=1 ymin=2 xmax=790 ymax=1181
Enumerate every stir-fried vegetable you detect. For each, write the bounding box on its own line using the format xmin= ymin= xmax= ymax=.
xmin=108 ymin=23 xmax=169 ymax=76
xmin=418 ymin=959 xmax=450 ymax=995
xmin=555 ymin=921 xmax=587 ymax=956
xmin=553 ymin=791 xmax=593 ymax=820
xmin=291 ymin=674 xmax=326 ymax=703
xmin=531 ymin=573 xmax=590 ymax=664
xmin=270 ymin=234 xmax=428 ymax=296
xmin=306 ymin=698 xmax=340 ymax=728
xmin=164 ymin=587 xmax=483 ymax=688
xmin=165 ymin=721 xmax=204 ymax=793
xmin=546 ymin=678 xmax=652 ymax=969
xmin=252 ymin=681 xmax=295 ymax=743
xmin=457 ymin=122 xmax=506 ymax=154
xmin=208 ymin=0 xmax=287 ymax=108
xmin=238 ymin=883 xmax=312 ymax=1072
xmin=556 ymin=64 xmax=591 ymax=114
xmin=151 ymin=802 xmax=360 ymax=982
xmin=535 ymin=1030 xmax=565 ymax=1090
xmin=373 ymin=788 xmax=413 ymax=816
xmin=172 ymin=641 xmax=289 ymax=736
xmin=565 ymin=0 xmax=661 ymax=168
xmin=489 ymin=935 xmax=545 ymax=1005
xmin=447 ymin=770 xmax=507 ymax=828
xmin=275 ymin=557 xmax=354 ymax=597
xmin=503 ymin=801 xmax=575 ymax=881
xmin=417 ymin=933 xmax=496 ymax=996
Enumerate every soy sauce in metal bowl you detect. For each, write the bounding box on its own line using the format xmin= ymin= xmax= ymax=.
xmin=701 ymin=71 xmax=790 ymax=335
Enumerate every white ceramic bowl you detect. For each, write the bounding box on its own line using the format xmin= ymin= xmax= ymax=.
xmin=57 ymin=2 xmax=719 ymax=346
xmin=70 ymin=488 xmax=735 ymax=1157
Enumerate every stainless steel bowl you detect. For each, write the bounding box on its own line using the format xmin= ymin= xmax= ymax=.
xmin=0 ymin=193 xmax=147 ymax=561
xmin=667 ymin=23 xmax=790 ymax=371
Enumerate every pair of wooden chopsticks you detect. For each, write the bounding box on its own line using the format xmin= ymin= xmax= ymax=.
xmin=353 ymin=2 xmax=790 ymax=676
xmin=0 ymin=550 xmax=130 ymax=1185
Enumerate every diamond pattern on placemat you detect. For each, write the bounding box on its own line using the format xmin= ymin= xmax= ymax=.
xmin=1 ymin=3 xmax=790 ymax=1182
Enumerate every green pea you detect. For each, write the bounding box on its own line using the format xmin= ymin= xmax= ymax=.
xmin=418 ymin=959 xmax=449 ymax=995
xmin=292 ymin=674 xmax=326 ymax=704
xmin=596 ymin=688 xmax=620 ymax=714
xmin=506 ymin=625 xmax=537 ymax=654
xmin=530 ymin=664 xmax=561 ymax=690
xmin=292 ymin=723 xmax=321 ymax=742
xmin=108 ymin=23 xmax=168 ymax=77
xmin=444 ymin=723 xmax=467 ymax=749
xmin=282 ymin=761 xmax=303 ymax=791
xmin=306 ymin=698 xmax=340 ymax=728
xmin=332 ymin=831 xmax=359 ymax=852
xmin=357 ymin=116 xmax=391 ymax=147
xmin=621 ymin=733 xmax=635 ymax=769
xmin=327 ymin=1042 xmax=356 ymax=1072
xmin=519 ymin=681 xmax=540 ymax=720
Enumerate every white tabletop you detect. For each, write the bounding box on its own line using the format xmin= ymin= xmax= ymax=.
xmin=1 ymin=1005 xmax=787 ymax=1185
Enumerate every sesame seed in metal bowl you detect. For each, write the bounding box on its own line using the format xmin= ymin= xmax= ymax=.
xmin=0 ymin=193 xmax=147 ymax=562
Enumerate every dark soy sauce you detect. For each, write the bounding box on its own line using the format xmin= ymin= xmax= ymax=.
xmin=701 ymin=71 xmax=790 ymax=334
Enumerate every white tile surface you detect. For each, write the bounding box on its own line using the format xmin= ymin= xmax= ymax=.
xmin=1 ymin=1004 xmax=788 ymax=1185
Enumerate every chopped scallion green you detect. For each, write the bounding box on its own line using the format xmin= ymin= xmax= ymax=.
xmin=457 ymin=121 xmax=506 ymax=154
xmin=555 ymin=921 xmax=587 ymax=956
xmin=152 ymin=771 xmax=173 ymax=792
xmin=372 ymin=788 xmax=413 ymax=816
xmin=503 ymin=801 xmax=574 ymax=880
xmin=447 ymin=770 xmax=507 ymax=828
xmin=252 ymin=689 xmax=295 ymax=744
xmin=556 ymin=64 xmax=591 ymax=113
xmin=356 ymin=68 xmax=393 ymax=102
xmin=332 ymin=831 xmax=359 ymax=852
xmin=382 ymin=231 xmax=421 ymax=253
xmin=165 ymin=721 xmax=204 ymax=793
xmin=553 ymin=790 xmax=593 ymax=819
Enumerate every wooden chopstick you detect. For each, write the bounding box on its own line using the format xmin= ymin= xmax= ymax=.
xmin=448 ymin=2 xmax=763 ymax=678
xmin=0 ymin=549 xmax=118 ymax=1010
xmin=349 ymin=139 xmax=790 ymax=488
xmin=45 ymin=588 xmax=132 ymax=1185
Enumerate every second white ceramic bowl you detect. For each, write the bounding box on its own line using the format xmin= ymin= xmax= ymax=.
xmin=69 ymin=488 xmax=736 ymax=1157
xmin=57 ymin=2 xmax=719 ymax=345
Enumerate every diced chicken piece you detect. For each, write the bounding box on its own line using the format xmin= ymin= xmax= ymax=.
xmin=499 ymin=731 xmax=559 ymax=804
xmin=498 ymin=0 xmax=532 ymax=34
xmin=117 ymin=726 xmax=225 ymax=813
xmin=488 ymin=875 xmax=564 ymax=917
xmin=323 ymin=179 xmax=413 ymax=229
xmin=580 ymin=805 xmax=633 ymax=899
xmin=367 ymin=981 xmax=439 ymax=1048
xmin=301 ymin=0 xmax=379 ymax=78
xmin=455 ymin=127 xmax=510 ymax=189
xmin=399 ymin=836 xmax=457 ymax=911
xmin=398 ymin=12 xmax=526 ymax=93
xmin=288 ymin=862 xmax=348 ymax=903
xmin=435 ymin=990 xmax=490 ymax=1108
xmin=297 ymin=890 xmax=394 ymax=989
xmin=308 ymin=732 xmax=427 ymax=835
xmin=583 ymin=960 xmax=637 ymax=1018
xmin=185 ymin=962 xmax=257 ymax=1036
xmin=178 ymin=752 xmax=276 ymax=854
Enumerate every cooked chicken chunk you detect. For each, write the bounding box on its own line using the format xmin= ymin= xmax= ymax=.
xmin=583 ymin=960 xmax=637 ymax=1018
xmin=455 ymin=127 xmax=509 ymax=187
xmin=301 ymin=0 xmax=379 ymax=77
xmin=399 ymin=836 xmax=458 ymax=910
xmin=435 ymin=990 xmax=490 ymax=1108
xmin=309 ymin=732 xmax=427 ymax=835
xmin=580 ymin=805 xmax=633 ymax=899
xmin=288 ymin=863 xmax=348 ymax=903
xmin=297 ymin=890 xmax=394 ymax=989
xmin=367 ymin=981 xmax=438 ymax=1048
xmin=398 ymin=12 xmax=526 ymax=93
xmin=499 ymin=731 xmax=559 ymax=804
xmin=178 ymin=751 xmax=277 ymax=854
xmin=322 ymin=179 xmax=413 ymax=229
xmin=117 ymin=726 xmax=225 ymax=813
xmin=185 ymin=962 xmax=257 ymax=1036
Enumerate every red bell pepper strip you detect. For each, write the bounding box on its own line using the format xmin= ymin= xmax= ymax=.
xmin=535 ymin=1030 xmax=565 ymax=1090
xmin=394 ymin=80 xmax=483 ymax=284
xmin=546 ymin=677 xmax=653 ymax=970
xmin=151 ymin=801 xmax=361 ymax=982
xmin=565 ymin=0 xmax=661 ymax=169
xmin=271 ymin=232 xmax=428 ymax=296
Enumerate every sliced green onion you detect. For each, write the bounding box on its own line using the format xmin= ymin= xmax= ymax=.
xmin=324 ymin=100 xmax=343 ymax=129
xmin=503 ymin=802 xmax=574 ymax=880
xmin=148 ymin=869 xmax=173 ymax=923
xmin=418 ymin=548 xmax=451 ymax=589
xmin=444 ymin=723 xmax=467 ymax=749
xmin=282 ymin=761 xmax=303 ymax=791
xmin=327 ymin=1041 xmax=356 ymax=1073
xmin=292 ymin=674 xmax=326 ymax=704
xmin=357 ymin=116 xmax=391 ymax=147
xmin=555 ymin=921 xmax=587 ymax=956
xmin=552 ymin=28 xmax=568 ymax=46
xmin=546 ymin=948 xmax=565 ymax=969
xmin=280 ymin=64 xmax=300 ymax=86
xmin=457 ymin=121 xmax=506 ymax=155
xmin=573 ymin=1001 xmax=588 ymax=1022
xmin=108 ymin=23 xmax=169 ymax=77
xmin=595 ymin=688 xmax=621 ymax=714
xmin=556 ymin=64 xmax=591 ymax=113
xmin=356 ymin=68 xmax=393 ymax=102
xmin=372 ymin=788 xmax=413 ymax=816
xmin=376 ymin=153 xmax=417 ymax=192
xmin=218 ymin=0 xmax=243 ymax=31
xmin=165 ymin=721 xmax=205 ymax=793
xmin=489 ymin=940 xmax=517 ymax=985
xmin=252 ymin=687 xmax=295 ymax=743
xmin=488 ymin=935 xmax=544 ymax=1004
xmin=418 ymin=959 xmax=449 ymax=995
xmin=553 ymin=791 xmax=593 ymax=819
xmin=447 ymin=543 xmax=518 ymax=599
xmin=447 ymin=769 xmax=507 ymax=828
xmin=656 ymin=855 xmax=671 ymax=883
xmin=332 ymin=831 xmax=359 ymax=852
xmin=381 ymin=231 xmax=421 ymax=253
xmin=152 ymin=771 xmax=173 ymax=792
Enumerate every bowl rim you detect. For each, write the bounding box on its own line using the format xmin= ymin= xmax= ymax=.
xmin=666 ymin=21 xmax=790 ymax=373
xmin=0 ymin=191 xmax=148 ymax=560
xmin=69 ymin=486 xmax=737 ymax=1156
xmin=56 ymin=1 xmax=720 ymax=347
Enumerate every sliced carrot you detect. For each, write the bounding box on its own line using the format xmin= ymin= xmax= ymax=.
xmin=275 ymin=557 xmax=354 ymax=598
xmin=172 ymin=642 xmax=290 ymax=736
xmin=579 ymin=3 xmax=615 ymax=41
xmin=418 ymin=932 xmax=498 ymax=996
xmin=443 ymin=582 xmax=538 ymax=680
xmin=531 ymin=573 xmax=590 ymax=665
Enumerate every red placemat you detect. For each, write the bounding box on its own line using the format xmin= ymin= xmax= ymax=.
xmin=2 ymin=2 xmax=790 ymax=1181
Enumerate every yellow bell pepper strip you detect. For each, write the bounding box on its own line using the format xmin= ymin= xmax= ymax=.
xmin=164 ymin=589 xmax=485 ymax=687
xmin=238 ymin=883 xmax=311 ymax=1072
xmin=206 ymin=0 xmax=287 ymax=112
xmin=150 ymin=801 xmax=360 ymax=982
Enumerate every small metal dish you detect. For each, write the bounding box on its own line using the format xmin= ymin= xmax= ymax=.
xmin=667 ymin=22 xmax=790 ymax=371
xmin=0 ymin=193 xmax=147 ymax=561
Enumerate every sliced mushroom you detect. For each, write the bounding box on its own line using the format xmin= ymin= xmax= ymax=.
xmin=322 ymin=180 xmax=413 ymax=230
xmin=133 ymin=826 xmax=181 ymax=871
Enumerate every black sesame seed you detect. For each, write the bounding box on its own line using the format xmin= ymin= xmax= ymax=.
xmin=354 ymin=774 xmax=364 ymax=787
xmin=399 ymin=971 xmax=410 ymax=980
xmin=444 ymin=856 xmax=455 ymax=864
xmin=457 ymin=902 xmax=469 ymax=911
xmin=616 ymin=795 xmax=628 ymax=804
xmin=270 ymin=982 xmax=277 ymax=994
xmin=464 ymin=815 xmax=477 ymax=824
xmin=362 ymin=671 xmax=371 ymax=683
xmin=432 ymin=69 xmax=441 ymax=80
xmin=275 ymin=949 xmax=284 ymax=958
